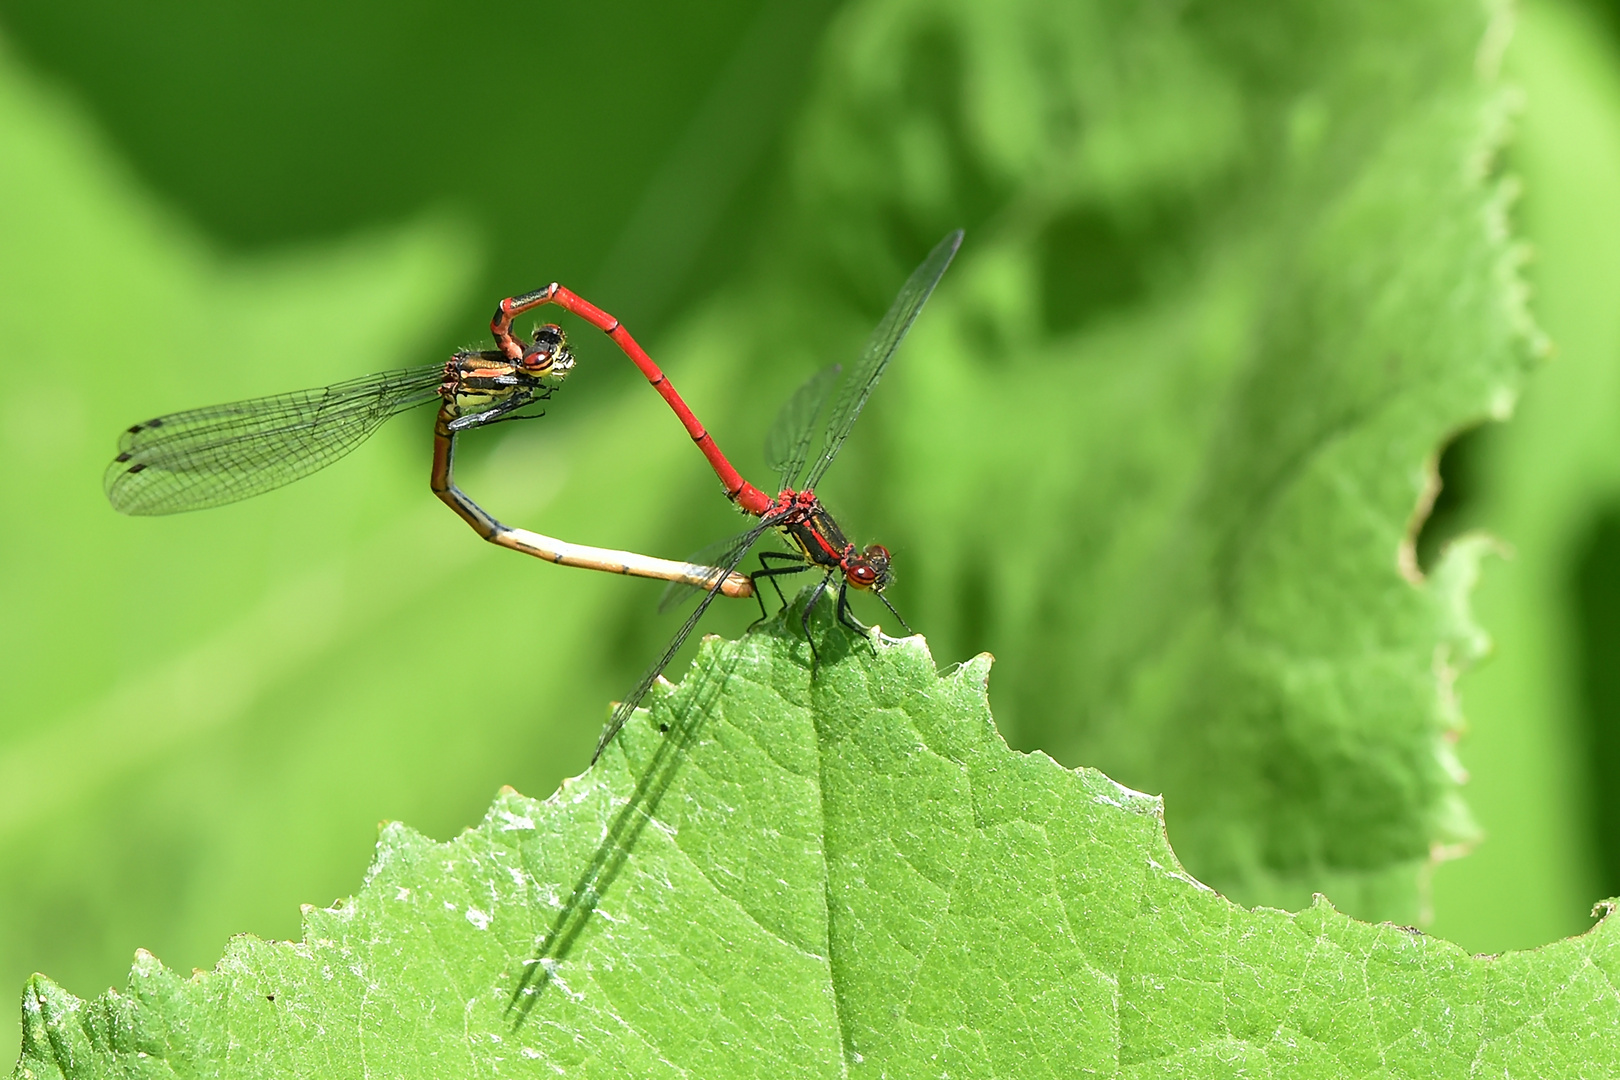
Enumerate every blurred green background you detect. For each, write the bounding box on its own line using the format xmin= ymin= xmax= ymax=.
xmin=4 ymin=0 xmax=1620 ymax=1062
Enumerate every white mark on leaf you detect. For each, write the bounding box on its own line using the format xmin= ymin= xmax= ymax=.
xmin=497 ymin=810 xmax=535 ymax=831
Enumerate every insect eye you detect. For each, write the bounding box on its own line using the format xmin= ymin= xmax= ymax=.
xmin=849 ymin=563 xmax=878 ymax=586
xmin=864 ymin=544 xmax=890 ymax=563
xmin=522 ymin=326 xmax=574 ymax=375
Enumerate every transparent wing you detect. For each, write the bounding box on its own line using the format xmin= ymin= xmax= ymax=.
xmin=801 ymin=230 xmax=962 ymax=490
xmin=763 ymin=363 xmax=840 ymax=491
xmin=655 ymin=527 xmax=769 ymax=614
xmin=105 ymin=364 xmax=446 ymax=516
xmin=594 ymin=518 xmax=777 ymax=762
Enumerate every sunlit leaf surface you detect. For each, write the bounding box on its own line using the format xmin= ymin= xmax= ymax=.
xmin=0 ymin=0 xmax=1566 ymax=1062
xmin=17 ymin=622 xmax=1620 ymax=1077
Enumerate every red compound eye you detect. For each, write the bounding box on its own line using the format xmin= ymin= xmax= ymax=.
xmin=848 ymin=562 xmax=879 ymax=587
xmin=522 ymin=324 xmax=571 ymax=373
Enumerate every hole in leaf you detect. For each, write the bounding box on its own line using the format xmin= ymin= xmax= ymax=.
xmin=1414 ymin=424 xmax=1490 ymax=574
xmin=1569 ymin=502 xmax=1620 ymax=898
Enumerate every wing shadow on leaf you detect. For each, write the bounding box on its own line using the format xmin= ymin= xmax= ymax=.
xmin=506 ymin=638 xmax=743 ymax=1022
xmin=506 ymin=591 xmax=872 ymax=1025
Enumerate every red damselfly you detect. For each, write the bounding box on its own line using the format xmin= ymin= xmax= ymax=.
xmin=503 ymin=233 xmax=960 ymax=1024
xmin=104 ymin=324 xmax=753 ymax=596
xmin=491 ymin=231 xmax=962 ymax=760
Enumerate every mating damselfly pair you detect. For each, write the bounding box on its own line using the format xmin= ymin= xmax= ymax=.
xmin=107 ymin=231 xmax=964 ymax=1023
xmin=107 ymin=231 xmax=963 ymax=758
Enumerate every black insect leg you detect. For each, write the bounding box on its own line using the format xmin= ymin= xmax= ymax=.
xmin=449 ymin=395 xmax=533 ymax=432
xmin=755 ymin=551 xmax=810 ymax=609
xmin=757 ymin=551 xmax=802 ymax=605
xmin=747 ymin=563 xmax=811 ymax=625
xmin=450 ymin=387 xmax=555 ymax=431
xmin=875 ymin=590 xmax=912 ymax=635
xmin=801 ymin=573 xmax=833 ymax=675
xmin=481 ymin=409 xmax=548 ymax=428
xmin=835 ymin=582 xmax=880 ymax=654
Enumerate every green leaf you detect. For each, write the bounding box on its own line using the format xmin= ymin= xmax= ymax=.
xmin=0 ymin=0 xmax=1561 ymax=1065
xmin=696 ymin=0 xmax=1543 ymax=921
xmin=17 ymin=621 xmax=1620 ymax=1077
xmin=0 ymin=29 xmax=788 ymax=1063
xmin=0 ymin=35 xmax=492 ymax=1060
xmin=1430 ymin=0 xmax=1620 ymax=950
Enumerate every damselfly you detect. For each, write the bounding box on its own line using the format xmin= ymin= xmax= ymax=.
xmin=487 ymin=232 xmax=962 ymax=759
xmin=504 ymin=233 xmax=961 ymax=1023
xmin=105 ymin=324 xmax=753 ymax=596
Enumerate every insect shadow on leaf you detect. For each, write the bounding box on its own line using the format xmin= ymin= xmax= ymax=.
xmin=506 ymin=640 xmax=741 ymax=1025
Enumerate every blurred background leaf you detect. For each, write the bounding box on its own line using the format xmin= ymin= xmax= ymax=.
xmin=0 ymin=2 xmax=841 ymax=1066
xmin=6 ymin=0 xmax=1620 ymax=1062
xmin=1426 ymin=0 xmax=1620 ymax=951
xmin=761 ymin=0 xmax=1534 ymax=925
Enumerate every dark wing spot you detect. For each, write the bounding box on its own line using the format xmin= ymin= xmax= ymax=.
xmin=145 ymin=418 xmax=164 ymax=428
xmin=115 ymin=451 xmax=131 ymax=462
xmin=126 ymin=463 xmax=147 ymax=474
